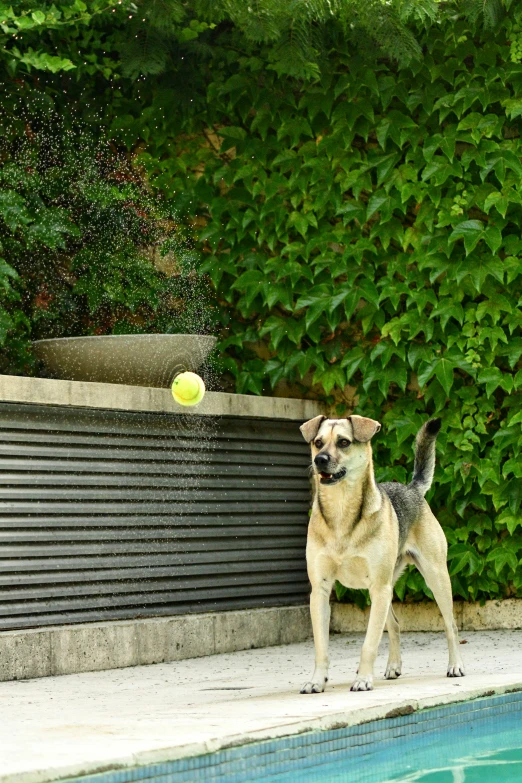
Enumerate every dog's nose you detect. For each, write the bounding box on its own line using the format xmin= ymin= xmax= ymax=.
xmin=314 ymin=453 xmax=330 ymax=469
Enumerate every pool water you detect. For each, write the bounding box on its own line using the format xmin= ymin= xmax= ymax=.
xmin=253 ymin=695 xmax=522 ymax=783
xmin=63 ymin=691 xmax=522 ymax=783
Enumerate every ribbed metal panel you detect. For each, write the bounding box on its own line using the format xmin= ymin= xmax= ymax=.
xmin=0 ymin=403 xmax=311 ymax=630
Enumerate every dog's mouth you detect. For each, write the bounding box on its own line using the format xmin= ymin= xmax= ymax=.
xmin=319 ymin=468 xmax=347 ymax=485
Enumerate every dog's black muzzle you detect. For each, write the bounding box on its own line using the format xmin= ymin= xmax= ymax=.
xmin=314 ymin=453 xmax=346 ymax=485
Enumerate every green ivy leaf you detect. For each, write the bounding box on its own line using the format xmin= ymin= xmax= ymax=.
xmin=496 ymin=509 xmax=522 ymax=535
xmin=486 ymin=547 xmax=518 ymax=575
xmin=448 ymin=544 xmax=482 ymax=576
xmin=502 ymin=479 xmax=522 ymax=514
xmin=366 ymin=191 xmax=390 ymax=221
xmin=434 ymin=357 xmax=455 ymax=397
xmin=449 ymin=220 xmax=485 ymax=255
xmin=477 ymin=367 xmax=505 ymax=397
xmin=288 ymin=211 xmax=309 ymax=238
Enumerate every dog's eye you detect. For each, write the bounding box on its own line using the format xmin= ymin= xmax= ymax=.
xmin=338 ymin=439 xmax=350 ymax=448
xmin=314 ymin=439 xmax=323 ymax=448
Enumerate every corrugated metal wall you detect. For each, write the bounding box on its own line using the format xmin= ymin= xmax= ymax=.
xmin=0 ymin=403 xmax=311 ymax=630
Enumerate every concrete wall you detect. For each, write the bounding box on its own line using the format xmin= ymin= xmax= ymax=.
xmin=0 ymin=606 xmax=312 ymax=682
xmin=3 ymin=599 xmax=522 ymax=682
xmin=331 ymin=598 xmax=522 ymax=633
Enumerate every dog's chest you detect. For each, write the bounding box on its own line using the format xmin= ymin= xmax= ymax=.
xmin=322 ymin=538 xmax=371 ymax=589
xmin=337 ymin=554 xmax=371 ymax=589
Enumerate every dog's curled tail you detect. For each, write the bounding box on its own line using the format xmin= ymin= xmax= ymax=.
xmin=410 ymin=418 xmax=441 ymax=496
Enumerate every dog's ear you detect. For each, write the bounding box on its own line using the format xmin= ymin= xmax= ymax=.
xmin=300 ymin=415 xmax=326 ymax=443
xmin=348 ymin=415 xmax=381 ymax=443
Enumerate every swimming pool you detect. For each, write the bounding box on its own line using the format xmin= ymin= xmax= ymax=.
xmin=61 ymin=690 xmax=522 ymax=783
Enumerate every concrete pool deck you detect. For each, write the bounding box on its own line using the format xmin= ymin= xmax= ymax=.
xmin=2 ymin=630 xmax=522 ymax=783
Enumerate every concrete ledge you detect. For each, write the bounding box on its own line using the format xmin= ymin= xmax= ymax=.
xmin=0 ymin=606 xmax=312 ymax=682
xmin=0 ymin=374 xmax=323 ymax=420
xmin=331 ymin=597 xmax=522 ymax=633
xmin=3 ymin=599 xmax=522 ymax=682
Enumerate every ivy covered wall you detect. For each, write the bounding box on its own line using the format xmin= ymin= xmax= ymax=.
xmin=1 ymin=2 xmax=522 ymax=603
xmin=127 ymin=10 xmax=522 ymax=604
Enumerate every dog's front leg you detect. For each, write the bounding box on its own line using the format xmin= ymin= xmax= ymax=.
xmin=351 ymin=585 xmax=393 ymax=692
xmin=301 ymin=578 xmax=333 ymax=694
xmin=384 ymin=604 xmax=402 ymax=679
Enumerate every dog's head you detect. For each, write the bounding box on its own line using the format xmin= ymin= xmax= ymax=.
xmin=300 ymin=415 xmax=381 ymax=486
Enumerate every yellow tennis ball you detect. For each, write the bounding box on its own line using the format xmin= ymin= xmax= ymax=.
xmin=171 ymin=371 xmax=205 ymax=406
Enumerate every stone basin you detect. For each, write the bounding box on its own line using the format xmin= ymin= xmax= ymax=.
xmin=32 ymin=334 xmax=216 ymax=388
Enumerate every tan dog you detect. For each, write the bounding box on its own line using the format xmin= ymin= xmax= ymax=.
xmin=299 ymin=415 xmax=464 ymax=693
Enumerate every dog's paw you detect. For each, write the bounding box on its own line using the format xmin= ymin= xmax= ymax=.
xmin=384 ymin=661 xmax=402 ymax=680
xmin=447 ymin=662 xmax=465 ymax=677
xmin=350 ymin=675 xmax=374 ymax=692
xmin=300 ymin=680 xmax=326 ymax=694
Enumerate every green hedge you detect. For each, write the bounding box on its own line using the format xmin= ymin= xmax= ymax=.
xmin=2 ymin=3 xmax=522 ymax=604
xmin=139 ymin=11 xmax=522 ymax=604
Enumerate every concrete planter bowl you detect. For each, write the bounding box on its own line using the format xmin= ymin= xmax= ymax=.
xmin=32 ymin=334 xmax=217 ymax=388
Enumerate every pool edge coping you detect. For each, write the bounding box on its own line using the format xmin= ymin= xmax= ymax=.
xmin=5 ymin=680 xmax=522 ymax=783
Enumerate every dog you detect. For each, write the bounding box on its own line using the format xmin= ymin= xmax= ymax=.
xmin=299 ymin=414 xmax=465 ymax=693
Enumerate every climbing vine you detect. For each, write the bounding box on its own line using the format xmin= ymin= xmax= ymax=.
xmin=138 ymin=6 xmax=522 ymax=604
xmin=1 ymin=1 xmax=522 ymax=602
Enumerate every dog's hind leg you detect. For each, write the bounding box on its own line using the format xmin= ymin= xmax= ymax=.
xmin=409 ymin=514 xmax=465 ymax=677
xmin=384 ymin=558 xmax=407 ymax=679
xmin=416 ymin=556 xmax=464 ymax=677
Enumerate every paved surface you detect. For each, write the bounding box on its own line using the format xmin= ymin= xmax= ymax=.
xmin=2 ymin=631 xmax=522 ymax=783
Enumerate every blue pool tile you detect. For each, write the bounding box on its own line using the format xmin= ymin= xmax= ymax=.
xmin=60 ymin=691 xmax=522 ymax=783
